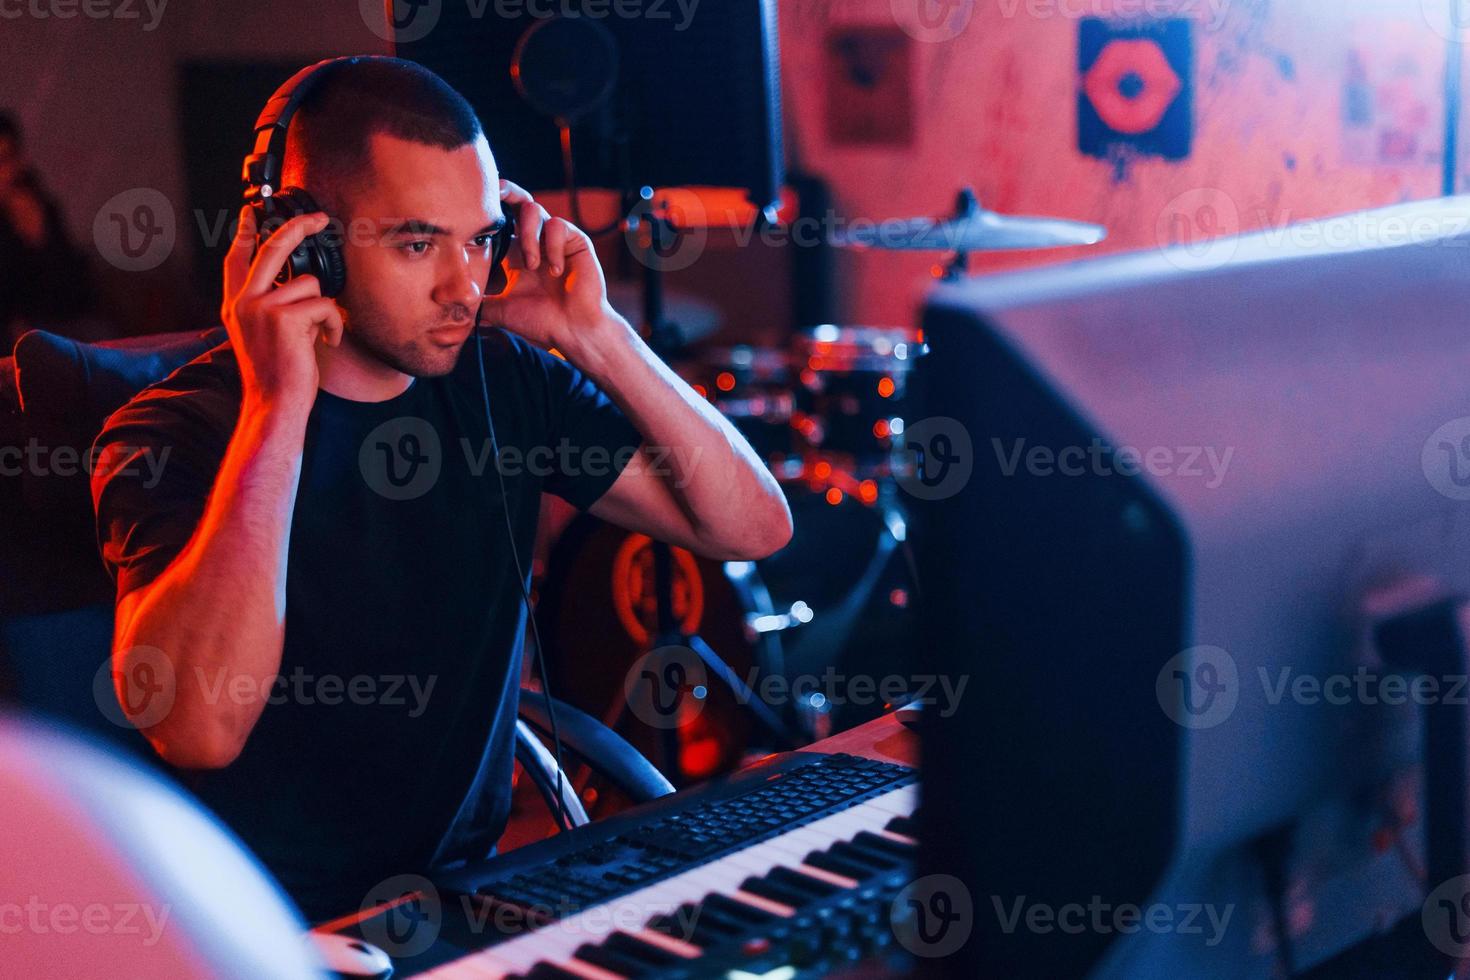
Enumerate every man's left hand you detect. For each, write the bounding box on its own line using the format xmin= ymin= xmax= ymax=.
xmin=479 ymin=179 xmax=624 ymax=360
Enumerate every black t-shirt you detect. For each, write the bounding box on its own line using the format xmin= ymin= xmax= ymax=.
xmin=91 ymin=329 xmax=641 ymax=922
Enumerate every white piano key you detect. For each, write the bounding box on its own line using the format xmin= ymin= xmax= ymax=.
xmin=558 ymin=958 xmax=624 ymax=980
xmin=633 ymin=927 xmax=704 ymax=959
xmin=757 ymin=827 xmax=839 ymax=860
xmin=730 ymin=889 xmax=796 ymax=918
xmin=794 ymin=863 xmax=860 ymax=890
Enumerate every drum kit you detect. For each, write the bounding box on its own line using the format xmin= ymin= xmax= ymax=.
xmin=536 ymin=188 xmax=1107 ymax=790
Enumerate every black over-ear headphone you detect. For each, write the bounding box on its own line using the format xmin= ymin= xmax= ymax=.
xmin=242 ymin=56 xmax=515 ymax=300
xmin=242 ymin=57 xmax=352 ymax=298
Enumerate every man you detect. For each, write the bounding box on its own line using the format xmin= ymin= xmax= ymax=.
xmin=0 ymin=110 xmax=97 ymax=345
xmin=90 ymin=57 xmax=791 ymax=922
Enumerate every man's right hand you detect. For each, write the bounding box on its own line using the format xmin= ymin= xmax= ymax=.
xmin=222 ymin=205 xmax=344 ymax=406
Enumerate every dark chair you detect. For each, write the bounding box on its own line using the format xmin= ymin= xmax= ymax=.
xmin=0 ymin=327 xmax=672 ymax=821
xmin=0 ymin=327 xmax=228 ymax=764
xmin=515 ymin=686 xmax=674 ymax=825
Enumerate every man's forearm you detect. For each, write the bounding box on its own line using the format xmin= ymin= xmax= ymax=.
xmin=113 ymin=395 xmax=309 ymax=769
xmin=572 ymin=315 xmax=792 ymax=557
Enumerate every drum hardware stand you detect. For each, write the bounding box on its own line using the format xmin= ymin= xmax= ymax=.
xmin=940 ymin=187 xmax=981 ymax=282
xmin=781 ymin=481 xmax=919 ymax=700
xmin=630 ymin=188 xmax=687 ymax=359
xmin=624 ymin=192 xmax=803 ymax=781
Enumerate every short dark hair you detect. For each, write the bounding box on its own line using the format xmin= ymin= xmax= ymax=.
xmin=280 ymin=56 xmax=483 ymax=214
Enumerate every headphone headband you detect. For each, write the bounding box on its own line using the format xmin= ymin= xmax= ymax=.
xmin=241 ymin=56 xmax=390 ymax=201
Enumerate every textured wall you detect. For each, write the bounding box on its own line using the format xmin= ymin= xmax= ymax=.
xmin=5 ymin=3 xmax=385 ymax=246
xmin=2 ymin=1 xmax=1463 ymax=337
xmin=779 ymin=0 xmax=1456 ymax=329
xmin=2 ymin=3 xmax=386 ymax=333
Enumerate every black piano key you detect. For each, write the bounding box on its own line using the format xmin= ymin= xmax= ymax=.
xmin=831 ymin=840 xmax=900 ymax=870
xmin=739 ymin=875 xmax=811 ymax=909
xmin=651 ymin=908 xmax=738 ymax=950
xmin=574 ymin=941 xmax=652 ymax=978
xmin=854 ymin=830 xmax=917 ymax=857
xmin=805 ymin=850 xmax=878 ymax=881
xmin=650 ymin=904 xmax=712 ymax=944
xmin=525 ymin=963 xmax=586 ymax=980
xmin=886 ymin=815 xmax=918 ymax=837
xmin=647 ymin=912 xmax=679 ymax=936
xmin=770 ymin=865 xmax=843 ymax=897
xmin=695 ymin=902 xmax=749 ymax=932
xmin=603 ymin=931 xmax=685 ymax=966
xmin=687 ymin=907 xmax=747 ymax=948
xmin=702 ymin=892 xmax=779 ymax=925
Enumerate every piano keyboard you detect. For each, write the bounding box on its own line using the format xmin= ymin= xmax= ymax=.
xmin=418 ymin=784 xmax=918 ymax=979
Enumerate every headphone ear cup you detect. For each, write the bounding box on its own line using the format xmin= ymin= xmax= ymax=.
xmin=486 ymin=259 xmax=508 ymax=297
xmin=485 ymin=214 xmax=516 ymax=297
xmin=258 ymin=188 xmax=346 ymax=298
xmin=315 ymin=232 xmax=347 ymax=299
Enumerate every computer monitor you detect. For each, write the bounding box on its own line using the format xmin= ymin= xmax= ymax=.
xmin=911 ymin=197 xmax=1470 ymax=977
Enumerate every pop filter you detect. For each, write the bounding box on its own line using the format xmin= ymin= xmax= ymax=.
xmin=511 ymin=16 xmax=618 ymax=127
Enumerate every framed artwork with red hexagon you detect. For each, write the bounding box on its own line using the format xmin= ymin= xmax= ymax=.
xmin=1077 ymin=18 xmax=1193 ymax=161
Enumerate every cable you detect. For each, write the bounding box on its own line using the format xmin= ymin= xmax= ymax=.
xmin=475 ymin=326 xmax=575 ymax=833
xmin=558 ymin=121 xmax=624 ymax=240
xmin=559 ymin=124 xmax=585 ymax=231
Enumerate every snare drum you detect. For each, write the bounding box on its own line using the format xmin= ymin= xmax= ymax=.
xmin=792 ymin=325 xmax=923 ymax=484
xmin=675 ymin=345 xmax=803 ymax=482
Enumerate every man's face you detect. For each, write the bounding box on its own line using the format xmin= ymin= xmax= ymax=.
xmin=330 ymin=132 xmax=505 ymax=378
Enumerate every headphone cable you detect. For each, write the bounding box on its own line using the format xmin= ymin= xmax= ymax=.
xmin=475 ymin=326 xmax=575 ymax=833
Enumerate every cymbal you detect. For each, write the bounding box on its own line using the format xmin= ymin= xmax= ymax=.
xmin=829 ymin=186 xmax=1106 ymax=253
xmin=830 ymin=209 xmax=1107 ymax=251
